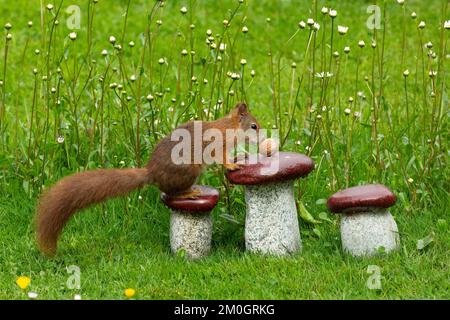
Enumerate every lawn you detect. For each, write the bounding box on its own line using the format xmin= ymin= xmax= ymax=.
xmin=0 ymin=0 xmax=449 ymax=299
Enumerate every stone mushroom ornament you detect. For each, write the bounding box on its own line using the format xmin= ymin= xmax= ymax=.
xmin=161 ymin=185 xmax=219 ymax=259
xmin=226 ymin=151 xmax=314 ymax=256
xmin=327 ymin=184 xmax=400 ymax=257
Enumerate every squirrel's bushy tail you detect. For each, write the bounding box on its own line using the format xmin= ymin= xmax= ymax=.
xmin=36 ymin=168 xmax=151 ymax=256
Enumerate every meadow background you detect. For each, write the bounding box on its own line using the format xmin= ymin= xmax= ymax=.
xmin=0 ymin=0 xmax=448 ymax=299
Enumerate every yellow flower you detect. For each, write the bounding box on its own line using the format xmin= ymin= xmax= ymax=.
xmin=16 ymin=276 xmax=31 ymax=289
xmin=124 ymin=288 xmax=136 ymax=298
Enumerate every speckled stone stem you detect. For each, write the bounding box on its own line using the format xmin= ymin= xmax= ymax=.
xmin=244 ymin=181 xmax=301 ymax=256
xmin=170 ymin=210 xmax=212 ymax=259
xmin=340 ymin=209 xmax=400 ymax=257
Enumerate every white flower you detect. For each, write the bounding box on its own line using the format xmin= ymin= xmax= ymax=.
xmin=146 ymin=94 xmax=154 ymax=101
xmin=4 ymin=22 xmax=12 ymax=30
xmin=46 ymin=4 xmax=54 ymax=10
xmin=425 ymin=41 xmax=433 ymax=49
xmin=129 ymin=41 xmax=135 ymax=47
xmin=444 ymin=20 xmax=450 ymax=29
xmin=291 ymin=62 xmax=297 ymax=68
xmin=180 ymin=6 xmax=187 ymax=14
xmin=321 ymin=7 xmax=328 ymax=14
xmin=242 ymin=26 xmax=248 ymax=33
xmin=240 ymin=58 xmax=247 ymax=65
xmin=6 ymin=33 xmax=12 ymax=41
xmin=28 ymin=21 xmax=33 ymax=27
xmin=109 ymin=35 xmax=116 ymax=44
xmin=418 ymin=21 xmax=426 ymax=29
xmin=358 ymin=40 xmax=365 ymax=48
xmin=403 ymin=69 xmax=410 ymax=77
xmin=28 ymin=292 xmax=39 ymax=299
xmin=307 ymin=18 xmax=315 ymax=26
xmin=74 ymin=294 xmax=82 ymax=300
xmin=407 ymin=178 xmax=414 ymax=183
xmin=57 ymin=136 xmax=65 ymax=144
xmin=337 ymin=25 xmax=348 ymax=35
xmin=69 ymin=32 xmax=77 ymax=40
xmin=101 ymin=49 xmax=108 ymax=56
xmin=429 ymin=70 xmax=437 ymax=78
xmin=344 ymin=108 xmax=351 ymax=115
xmin=397 ymin=0 xmax=405 ymax=5
xmin=298 ymin=20 xmax=306 ymax=29
xmin=313 ymin=22 xmax=320 ymax=31
xmin=181 ymin=49 xmax=188 ymax=56
xmin=158 ymin=58 xmax=165 ymax=64
xmin=411 ymin=12 xmax=417 ymax=19
xmin=344 ymin=46 xmax=350 ymax=53
xmin=329 ymin=9 xmax=337 ymax=18
xmin=250 ymin=69 xmax=256 ymax=77
xmin=219 ymin=43 xmax=226 ymax=52
xmin=130 ymin=75 xmax=136 ymax=82
xmin=206 ymin=29 xmax=212 ymax=36
xmin=230 ymin=72 xmax=240 ymax=80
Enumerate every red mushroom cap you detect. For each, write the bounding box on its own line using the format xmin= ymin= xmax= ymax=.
xmin=226 ymin=152 xmax=314 ymax=185
xmin=327 ymin=184 xmax=397 ymax=214
xmin=161 ymin=185 xmax=219 ymax=212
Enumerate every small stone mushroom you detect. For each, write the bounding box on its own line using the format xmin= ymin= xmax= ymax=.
xmin=327 ymin=184 xmax=400 ymax=257
xmin=226 ymin=152 xmax=314 ymax=256
xmin=161 ymin=185 xmax=219 ymax=259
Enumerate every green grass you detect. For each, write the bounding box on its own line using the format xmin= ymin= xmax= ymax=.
xmin=0 ymin=0 xmax=449 ymax=299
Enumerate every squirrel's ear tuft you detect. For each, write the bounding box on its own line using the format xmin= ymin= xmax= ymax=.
xmin=234 ymin=102 xmax=248 ymax=116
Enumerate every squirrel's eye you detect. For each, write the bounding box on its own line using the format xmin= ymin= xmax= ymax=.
xmin=251 ymin=123 xmax=257 ymax=130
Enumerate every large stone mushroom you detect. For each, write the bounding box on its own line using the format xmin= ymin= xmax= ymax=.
xmin=327 ymin=184 xmax=400 ymax=257
xmin=226 ymin=152 xmax=314 ymax=256
xmin=161 ymin=185 xmax=219 ymax=259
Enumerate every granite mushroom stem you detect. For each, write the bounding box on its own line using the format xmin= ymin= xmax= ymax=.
xmin=327 ymin=184 xmax=400 ymax=257
xmin=161 ymin=185 xmax=219 ymax=259
xmin=227 ymin=152 xmax=314 ymax=256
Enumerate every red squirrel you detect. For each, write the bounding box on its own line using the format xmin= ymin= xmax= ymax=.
xmin=36 ymin=102 xmax=260 ymax=256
